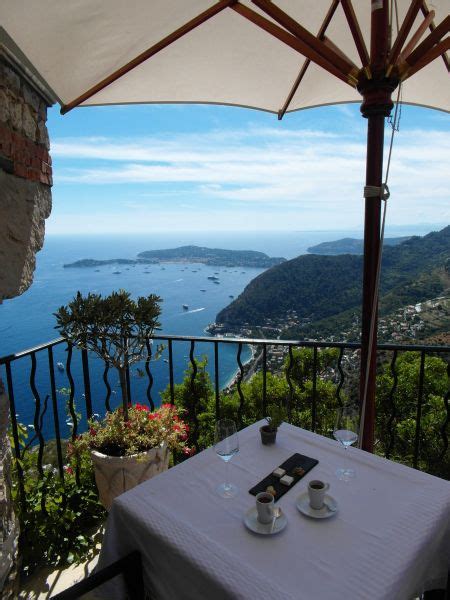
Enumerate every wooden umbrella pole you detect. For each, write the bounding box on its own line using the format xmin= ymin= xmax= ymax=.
xmin=357 ymin=0 xmax=398 ymax=452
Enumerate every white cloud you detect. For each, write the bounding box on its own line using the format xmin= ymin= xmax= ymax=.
xmin=49 ymin=124 xmax=449 ymax=232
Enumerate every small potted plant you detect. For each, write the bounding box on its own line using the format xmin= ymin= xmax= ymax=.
xmin=68 ymin=402 xmax=194 ymax=510
xmin=260 ymin=404 xmax=287 ymax=445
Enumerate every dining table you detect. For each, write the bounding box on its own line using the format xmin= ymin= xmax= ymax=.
xmin=97 ymin=420 xmax=450 ymax=600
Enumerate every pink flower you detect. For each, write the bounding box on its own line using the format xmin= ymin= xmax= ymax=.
xmin=172 ymin=424 xmax=181 ymax=432
xmin=89 ymin=428 xmax=97 ymax=437
xmin=64 ymin=465 xmax=74 ymax=475
xmin=182 ymin=446 xmax=196 ymax=457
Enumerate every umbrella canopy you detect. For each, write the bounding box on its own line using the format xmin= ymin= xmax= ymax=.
xmin=0 ymin=1 xmax=448 ymax=114
xmin=1 ymin=1 xmax=449 ymax=451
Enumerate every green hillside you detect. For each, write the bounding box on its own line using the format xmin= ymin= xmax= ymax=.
xmin=307 ymin=236 xmax=410 ymax=255
xmin=216 ymin=226 xmax=450 ymax=335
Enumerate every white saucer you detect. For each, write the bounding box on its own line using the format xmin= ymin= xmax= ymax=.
xmin=296 ymin=492 xmax=338 ymax=519
xmin=244 ymin=506 xmax=287 ymax=535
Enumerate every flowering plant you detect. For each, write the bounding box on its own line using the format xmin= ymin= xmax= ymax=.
xmin=68 ymin=403 xmax=194 ymax=458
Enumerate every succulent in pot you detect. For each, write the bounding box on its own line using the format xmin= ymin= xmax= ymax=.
xmin=260 ymin=404 xmax=287 ymax=445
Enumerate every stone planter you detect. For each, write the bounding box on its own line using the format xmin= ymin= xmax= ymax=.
xmin=91 ymin=442 xmax=169 ymax=510
xmin=260 ymin=425 xmax=277 ymax=445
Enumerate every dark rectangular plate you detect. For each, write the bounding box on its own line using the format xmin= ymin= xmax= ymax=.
xmin=249 ymin=453 xmax=318 ymax=501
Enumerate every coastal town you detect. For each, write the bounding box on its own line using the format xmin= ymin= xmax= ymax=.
xmin=209 ymin=295 xmax=450 ymax=386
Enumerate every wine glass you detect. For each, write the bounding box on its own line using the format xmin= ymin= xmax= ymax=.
xmin=333 ymin=405 xmax=359 ymax=481
xmin=215 ymin=418 xmax=239 ymax=498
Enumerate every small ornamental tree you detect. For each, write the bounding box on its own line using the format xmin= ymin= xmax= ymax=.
xmin=55 ymin=290 xmax=162 ymax=417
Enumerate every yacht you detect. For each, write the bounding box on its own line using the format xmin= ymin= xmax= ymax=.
xmin=183 ymin=304 xmax=189 ymax=310
xmin=57 ymin=362 xmax=65 ymax=372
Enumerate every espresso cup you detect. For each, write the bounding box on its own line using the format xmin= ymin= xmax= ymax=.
xmin=308 ymin=480 xmax=330 ymax=510
xmin=255 ymin=492 xmax=275 ymax=524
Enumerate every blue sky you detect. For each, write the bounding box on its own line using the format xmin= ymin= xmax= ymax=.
xmin=46 ymin=101 xmax=449 ymax=235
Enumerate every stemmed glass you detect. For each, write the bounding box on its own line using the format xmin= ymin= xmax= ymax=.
xmin=333 ymin=405 xmax=359 ymax=481
xmin=215 ymin=418 xmax=239 ymax=498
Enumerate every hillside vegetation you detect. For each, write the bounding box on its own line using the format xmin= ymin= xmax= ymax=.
xmin=307 ymin=236 xmax=410 ymax=255
xmin=216 ymin=226 xmax=450 ymax=337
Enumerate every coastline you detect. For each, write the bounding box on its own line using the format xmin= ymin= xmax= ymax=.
xmin=222 ymin=343 xmax=258 ymax=391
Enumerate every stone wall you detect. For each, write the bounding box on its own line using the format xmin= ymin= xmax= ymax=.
xmin=0 ymin=45 xmax=54 ymax=598
xmin=0 ymin=47 xmax=53 ymax=302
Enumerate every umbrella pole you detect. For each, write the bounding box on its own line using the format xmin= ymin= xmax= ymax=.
xmin=358 ymin=0 xmax=397 ymax=452
xmin=359 ymin=115 xmax=384 ymax=452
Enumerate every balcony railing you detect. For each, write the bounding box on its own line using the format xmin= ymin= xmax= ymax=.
xmin=1 ymin=334 xmax=449 ymax=515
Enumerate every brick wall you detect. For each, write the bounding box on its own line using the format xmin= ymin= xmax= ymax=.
xmin=0 ymin=53 xmax=52 ymax=186
xmin=0 ymin=122 xmax=52 ymax=185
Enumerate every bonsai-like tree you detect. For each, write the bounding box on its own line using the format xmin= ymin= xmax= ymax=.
xmin=55 ymin=290 xmax=162 ymax=417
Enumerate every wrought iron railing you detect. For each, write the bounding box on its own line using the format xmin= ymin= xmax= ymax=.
xmin=1 ymin=335 xmax=449 ymax=514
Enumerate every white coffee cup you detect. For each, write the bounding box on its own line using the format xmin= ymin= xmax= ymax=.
xmin=255 ymin=492 xmax=275 ymax=524
xmin=308 ymin=480 xmax=330 ymax=510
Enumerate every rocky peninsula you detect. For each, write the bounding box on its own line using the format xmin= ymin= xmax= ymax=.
xmin=64 ymin=245 xmax=286 ymax=269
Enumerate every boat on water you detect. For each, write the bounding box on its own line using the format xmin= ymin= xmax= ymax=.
xmin=207 ymin=275 xmax=220 ymax=281
xmin=113 ymin=271 xmax=121 ymax=274
xmin=213 ymin=281 xmax=220 ymax=285
xmin=200 ymin=289 xmax=206 ymax=292
xmin=182 ymin=304 xmax=189 ymax=310
xmin=229 ymin=295 xmax=234 ymax=298
xmin=57 ymin=362 xmax=65 ymax=372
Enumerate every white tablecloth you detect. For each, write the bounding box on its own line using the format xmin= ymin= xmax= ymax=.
xmin=98 ymin=421 xmax=450 ymax=600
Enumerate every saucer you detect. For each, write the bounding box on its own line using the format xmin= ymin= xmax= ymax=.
xmin=244 ymin=507 xmax=287 ymax=535
xmin=296 ymin=492 xmax=338 ymax=519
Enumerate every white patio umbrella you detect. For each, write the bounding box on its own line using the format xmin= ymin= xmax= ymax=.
xmin=1 ymin=0 xmax=448 ymax=450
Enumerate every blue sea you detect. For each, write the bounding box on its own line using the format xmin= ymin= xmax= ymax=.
xmin=0 ymin=227 xmax=432 ymax=438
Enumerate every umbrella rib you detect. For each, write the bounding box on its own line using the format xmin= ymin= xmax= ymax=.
xmin=278 ymin=0 xmax=339 ymax=120
xmin=323 ymin=36 xmax=358 ymax=71
xmin=232 ymin=3 xmax=355 ymax=88
xmin=421 ymin=1 xmax=450 ymax=70
xmin=250 ymin=0 xmax=359 ymax=82
xmin=397 ymin=10 xmax=435 ymax=63
xmin=401 ymin=15 xmax=450 ymax=70
xmin=60 ymin=0 xmax=237 ymax=114
xmin=387 ymin=0 xmax=424 ymax=72
xmin=340 ymin=0 xmax=370 ymax=73
xmin=400 ymin=36 xmax=450 ymax=80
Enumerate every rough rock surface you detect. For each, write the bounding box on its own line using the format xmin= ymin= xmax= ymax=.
xmin=0 ymin=47 xmax=54 ymax=597
xmin=0 ymin=171 xmax=52 ymax=299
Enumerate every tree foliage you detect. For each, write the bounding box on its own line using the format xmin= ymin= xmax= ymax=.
xmin=55 ymin=289 xmax=161 ymax=410
xmin=160 ymin=348 xmax=449 ymax=480
xmin=376 ymin=352 xmax=449 ymax=478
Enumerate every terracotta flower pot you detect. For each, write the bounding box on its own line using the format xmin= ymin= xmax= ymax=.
xmin=90 ymin=442 xmax=169 ymax=510
xmin=260 ymin=425 xmax=277 ymax=445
